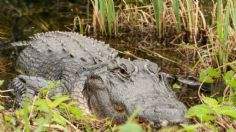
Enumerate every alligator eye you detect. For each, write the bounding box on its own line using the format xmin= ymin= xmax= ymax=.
xmin=119 ymin=68 xmax=127 ymax=75
xmin=117 ymin=63 xmax=130 ymax=78
xmin=118 ymin=67 xmax=130 ymax=78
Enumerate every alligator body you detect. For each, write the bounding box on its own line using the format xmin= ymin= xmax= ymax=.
xmin=9 ymin=31 xmax=187 ymax=125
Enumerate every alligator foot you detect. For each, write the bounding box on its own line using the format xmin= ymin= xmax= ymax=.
xmin=9 ymin=75 xmax=63 ymax=107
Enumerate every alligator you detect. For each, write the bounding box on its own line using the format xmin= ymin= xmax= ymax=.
xmin=8 ymin=31 xmax=187 ymax=126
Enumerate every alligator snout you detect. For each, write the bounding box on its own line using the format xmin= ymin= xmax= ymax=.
xmin=135 ymin=102 xmax=187 ymax=125
xmin=122 ymin=93 xmax=187 ymax=125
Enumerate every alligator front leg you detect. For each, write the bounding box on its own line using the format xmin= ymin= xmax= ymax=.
xmin=9 ymin=75 xmax=64 ymax=106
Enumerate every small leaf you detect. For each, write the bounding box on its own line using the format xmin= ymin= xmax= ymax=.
xmin=196 ymin=114 xmax=215 ymax=122
xmin=60 ymin=104 xmax=83 ymax=120
xmin=215 ymin=106 xmax=236 ymax=119
xmin=52 ymin=112 xmax=66 ymax=126
xmin=186 ymin=103 xmax=215 ymax=121
xmin=35 ymin=118 xmax=49 ymax=132
xmin=119 ymin=122 xmax=143 ymax=132
xmin=199 ymin=67 xmax=221 ymax=83
xmin=49 ymin=96 xmax=70 ymax=108
xmin=228 ymin=80 xmax=236 ymax=88
xmin=35 ymin=99 xmax=49 ymax=113
xmin=224 ymin=71 xmax=234 ymax=83
xmin=172 ymin=83 xmax=181 ymax=89
xmin=202 ymin=97 xmax=218 ymax=108
xmin=0 ymin=80 xmax=4 ymax=86
xmin=207 ymin=67 xmax=221 ymax=78
xmin=181 ymin=124 xmax=202 ymax=131
xmin=199 ymin=74 xmax=214 ymax=83
xmin=185 ymin=104 xmax=213 ymax=118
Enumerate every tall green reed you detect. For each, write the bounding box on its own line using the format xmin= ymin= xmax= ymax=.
xmin=152 ymin=0 xmax=163 ymax=39
xmin=229 ymin=0 xmax=236 ymax=30
xmin=92 ymin=0 xmax=116 ymax=36
xmin=185 ymin=0 xmax=193 ymax=38
xmin=214 ymin=0 xmax=230 ymax=72
xmin=107 ymin=0 xmax=116 ymax=36
xmin=173 ymin=0 xmax=181 ymax=34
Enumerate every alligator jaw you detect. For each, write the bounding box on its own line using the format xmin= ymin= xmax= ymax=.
xmin=83 ymin=58 xmax=187 ymax=124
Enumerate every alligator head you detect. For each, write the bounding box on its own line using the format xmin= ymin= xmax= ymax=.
xmin=83 ymin=58 xmax=187 ymax=125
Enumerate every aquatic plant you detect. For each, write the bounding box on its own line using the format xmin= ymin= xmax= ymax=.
xmin=91 ymin=0 xmax=116 ymax=36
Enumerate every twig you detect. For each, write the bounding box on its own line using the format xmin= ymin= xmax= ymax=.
xmin=139 ymin=46 xmax=194 ymax=73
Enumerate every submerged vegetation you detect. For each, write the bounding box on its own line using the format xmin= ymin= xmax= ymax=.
xmin=1 ymin=0 xmax=236 ymax=131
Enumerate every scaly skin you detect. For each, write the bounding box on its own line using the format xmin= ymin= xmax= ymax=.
xmin=9 ymin=31 xmax=187 ymax=125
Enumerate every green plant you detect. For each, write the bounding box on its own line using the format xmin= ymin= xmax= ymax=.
xmin=113 ymin=108 xmax=144 ymax=132
xmin=181 ymin=68 xmax=236 ymax=131
xmin=215 ymin=0 xmax=230 ymax=72
xmin=229 ymin=0 xmax=236 ymax=30
xmin=183 ymin=96 xmax=236 ymax=131
xmin=0 ymin=82 xmax=95 ymax=131
xmin=92 ymin=0 xmax=116 ymax=36
xmin=152 ymin=0 xmax=163 ymax=39
xmin=173 ymin=0 xmax=181 ymax=34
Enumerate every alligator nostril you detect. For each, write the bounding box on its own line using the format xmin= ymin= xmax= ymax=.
xmin=158 ymin=74 xmax=162 ymax=81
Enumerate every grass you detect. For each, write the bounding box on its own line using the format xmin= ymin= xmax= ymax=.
xmin=1 ymin=69 xmax=236 ymax=131
xmin=152 ymin=0 xmax=163 ymax=39
xmin=0 ymin=82 xmax=146 ymax=131
xmin=91 ymin=0 xmax=116 ymax=36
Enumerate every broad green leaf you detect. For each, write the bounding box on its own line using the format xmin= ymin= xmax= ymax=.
xmin=196 ymin=114 xmax=215 ymax=122
xmin=67 ymin=101 xmax=79 ymax=106
xmin=202 ymin=97 xmax=218 ymax=108
xmin=207 ymin=67 xmax=221 ymax=78
xmin=200 ymin=76 xmax=214 ymax=83
xmin=215 ymin=106 xmax=236 ymax=119
xmin=199 ymin=67 xmax=221 ymax=83
xmin=228 ymin=80 xmax=236 ymax=88
xmin=181 ymin=124 xmax=202 ymax=132
xmin=35 ymin=118 xmax=49 ymax=132
xmin=40 ymin=81 xmax=62 ymax=95
xmin=60 ymin=104 xmax=83 ymax=120
xmin=185 ymin=104 xmax=213 ymax=118
xmin=119 ymin=122 xmax=143 ymax=132
xmin=48 ymin=96 xmax=70 ymax=108
xmin=52 ymin=112 xmax=66 ymax=126
xmin=186 ymin=103 xmax=215 ymax=121
xmin=224 ymin=71 xmax=234 ymax=83
xmin=35 ymin=99 xmax=49 ymax=113
xmin=199 ymin=71 xmax=214 ymax=83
